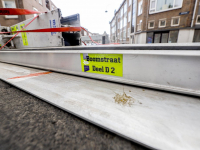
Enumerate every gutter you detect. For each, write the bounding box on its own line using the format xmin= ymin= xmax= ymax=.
xmin=191 ymin=0 xmax=198 ymax=27
xmin=134 ymin=0 xmax=137 ymax=43
xmin=146 ymin=0 xmax=149 ymax=31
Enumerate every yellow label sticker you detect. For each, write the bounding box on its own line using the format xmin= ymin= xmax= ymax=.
xmin=11 ymin=25 xmax=18 ymax=35
xmin=80 ymin=54 xmax=123 ymax=77
xmin=20 ymin=24 xmax=28 ymax=46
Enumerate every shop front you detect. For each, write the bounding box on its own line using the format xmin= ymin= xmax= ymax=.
xmin=146 ymin=30 xmax=179 ymax=43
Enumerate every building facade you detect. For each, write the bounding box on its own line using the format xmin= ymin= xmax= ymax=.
xmin=110 ymin=0 xmax=133 ymax=44
xmin=81 ymin=29 xmax=109 ymax=45
xmin=110 ymin=0 xmax=200 ymax=44
xmin=0 ymin=0 xmax=57 ymax=26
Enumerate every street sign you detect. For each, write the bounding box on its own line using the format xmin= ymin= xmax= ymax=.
xmin=179 ymin=11 xmax=190 ymax=15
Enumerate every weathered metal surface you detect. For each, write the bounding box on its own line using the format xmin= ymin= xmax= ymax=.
xmin=0 ymin=44 xmax=200 ymax=96
xmin=10 ymin=9 xmax=62 ymax=49
xmin=0 ymin=62 xmax=200 ymax=150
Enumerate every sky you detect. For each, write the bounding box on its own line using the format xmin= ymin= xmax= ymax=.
xmin=52 ymin=0 xmax=123 ymax=35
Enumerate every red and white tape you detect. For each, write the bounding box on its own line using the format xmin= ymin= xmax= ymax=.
xmin=0 ymin=27 xmax=81 ymax=34
xmin=0 ymin=8 xmax=42 ymax=15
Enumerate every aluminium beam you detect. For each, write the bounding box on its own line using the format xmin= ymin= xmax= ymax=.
xmin=0 ymin=62 xmax=200 ymax=150
xmin=0 ymin=44 xmax=200 ymax=96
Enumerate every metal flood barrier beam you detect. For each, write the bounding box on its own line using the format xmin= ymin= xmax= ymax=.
xmin=1 ymin=62 xmax=200 ymax=150
xmin=0 ymin=44 xmax=200 ymax=96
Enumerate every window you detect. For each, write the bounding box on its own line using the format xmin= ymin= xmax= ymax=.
xmin=138 ymin=0 xmax=143 ymax=16
xmin=121 ymin=7 xmax=124 ymax=17
xmin=112 ymin=36 xmax=115 ymax=41
xmin=3 ymin=0 xmax=16 ymax=8
xmin=124 ymin=1 xmax=127 ymax=14
xmin=174 ymin=0 xmax=182 ymax=7
xmin=161 ymin=33 xmax=169 ymax=43
xmin=137 ymin=23 xmax=141 ymax=31
xmin=168 ymin=30 xmax=179 ymax=43
xmin=146 ymin=28 xmax=178 ymax=44
xmin=129 ymin=0 xmax=132 ymax=6
xmin=128 ymin=27 xmax=130 ymax=37
xmin=46 ymin=0 xmax=50 ymax=10
xmin=52 ymin=5 xmax=55 ymax=10
xmin=123 ymin=29 xmax=126 ymax=40
xmin=39 ymin=0 xmax=43 ymax=5
xmin=131 ymin=0 xmax=136 ymax=33
xmin=137 ymin=20 xmax=142 ymax=31
xmin=33 ymin=7 xmax=38 ymax=17
xmin=196 ymin=15 xmax=200 ymax=24
xmin=120 ymin=31 xmax=123 ymax=40
xmin=112 ymin=27 xmax=115 ymax=34
xmin=171 ymin=17 xmax=180 ymax=26
xmin=149 ymin=0 xmax=183 ymax=14
xmin=150 ymin=0 xmax=156 ymax=13
xmin=154 ymin=33 xmax=161 ymax=43
xmin=153 ymin=31 xmax=169 ymax=43
xmin=112 ymin=20 xmax=115 ymax=27
xmin=2 ymin=0 xmax=18 ymax=18
xmin=128 ymin=12 xmax=131 ymax=22
xmin=159 ymin=19 xmax=166 ymax=28
xmin=120 ymin=19 xmax=123 ymax=29
xmin=156 ymin=0 xmax=174 ymax=11
xmin=193 ymin=29 xmax=200 ymax=42
xmin=148 ymin=21 xmax=155 ymax=29
xmin=124 ymin=15 xmax=127 ymax=27
xmin=146 ymin=32 xmax=154 ymax=43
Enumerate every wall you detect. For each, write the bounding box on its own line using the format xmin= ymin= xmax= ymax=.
xmin=145 ymin=0 xmax=195 ymax=32
xmin=135 ymin=32 xmax=146 ymax=44
xmin=177 ymin=29 xmax=194 ymax=43
xmin=0 ymin=0 xmax=57 ymax=27
xmin=136 ymin=0 xmax=149 ymax=32
xmin=0 ymin=0 xmax=25 ymax=26
xmin=135 ymin=0 xmax=200 ymax=44
xmin=23 ymin=0 xmax=57 ymax=20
